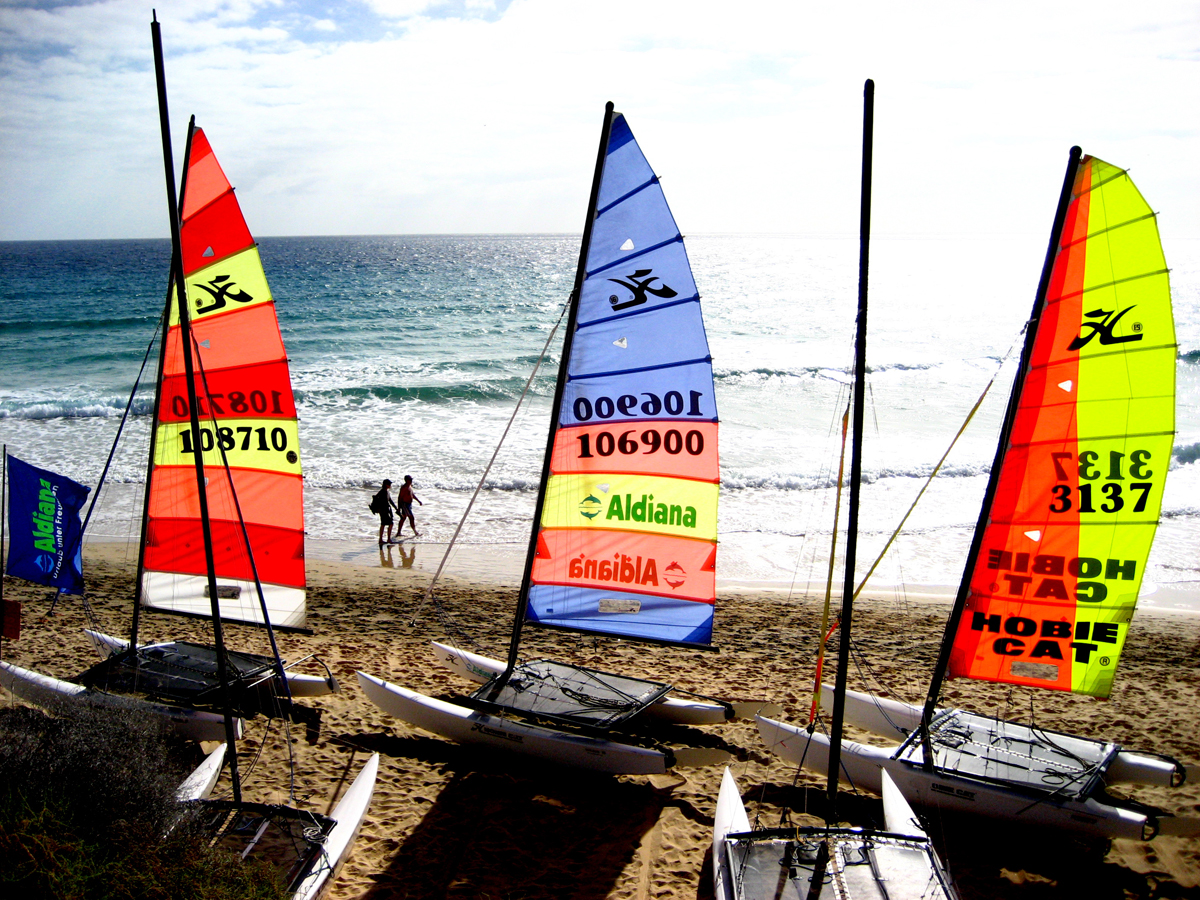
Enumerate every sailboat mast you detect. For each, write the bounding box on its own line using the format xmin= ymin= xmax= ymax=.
xmin=825 ymin=79 xmax=874 ymax=821
xmin=917 ymin=146 xmax=1083 ymax=767
xmin=150 ymin=13 xmax=242 ymax=801
xmin=130 ymin=246 xmax=186 ymax=647
xmin=501 ymin=101 xmax=617 ymax=675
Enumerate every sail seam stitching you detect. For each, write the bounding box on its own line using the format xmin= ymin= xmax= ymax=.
xmin=595 ymin=176 xmax=659 ymax=216
xmin=1061 ymin=211 xmax=1158 ymax=249
xmin=1046 ymin=267 xmax=1169 ymax=302
xmin=568 ymin=354 xmax=712 ymax=381
xmin=586 ymin=234 xmax=684 ymax=277
xmin=577 ymin=293 xmax=700 ymax=328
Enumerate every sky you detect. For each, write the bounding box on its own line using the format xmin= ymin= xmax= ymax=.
xmin=1 ymin=0 xmax=1197 ymax=242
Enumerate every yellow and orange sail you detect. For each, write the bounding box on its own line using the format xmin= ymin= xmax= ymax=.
xmin=524 ymin=111 xmax=719 ymax=647
xmin=948 ymin=155 xmax=1175 ymax=696
xmin=141 ymin=127 xmax=306 ymax=629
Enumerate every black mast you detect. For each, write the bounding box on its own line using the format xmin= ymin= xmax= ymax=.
xmin=151 ymin=12 xmax=242 ymax=800
xmin=498 ymin=101 xmax=617 ymax=681
xmin=824 ymin=79 xmax=874 ymax=822
xmin=130 ymin=235 xmax=185 ymax=649
xmin=916 ymin=145 xmax=1083 ymax=769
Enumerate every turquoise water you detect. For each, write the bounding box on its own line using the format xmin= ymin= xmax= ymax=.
xmin=2 ymin=234 xmax=1199 ymax=602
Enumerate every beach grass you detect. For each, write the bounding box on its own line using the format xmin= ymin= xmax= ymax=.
xmin=0 ymin=702 xmax=287 ymax=900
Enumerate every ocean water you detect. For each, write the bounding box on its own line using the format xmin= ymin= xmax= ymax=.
xmin=2 ymin=234 xmax=1199 ymax=606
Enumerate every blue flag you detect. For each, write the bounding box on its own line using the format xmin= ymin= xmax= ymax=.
xmin=5 ymin=455 xmax=89 ymax=595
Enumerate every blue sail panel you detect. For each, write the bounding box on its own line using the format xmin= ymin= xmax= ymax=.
xmin=570 ymin=302 xmax=710 ymax=376
xmin=527 ymin=584 xmax=714 ymax=647
xmin=560 ymin=360 xmax=718 ymax=428
xmin=579 ymin=238 xmax=698 ymax=325
xmin=587 ymin=182 xmax=682 ymax=274
xmin=596 ymin=114 xmax=655 ymax=210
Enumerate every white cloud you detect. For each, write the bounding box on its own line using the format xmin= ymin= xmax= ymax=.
xmin=0 ymin=0 xmax=1197 ymax=241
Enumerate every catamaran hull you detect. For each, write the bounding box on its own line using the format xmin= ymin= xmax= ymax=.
xmin=0 ymin=660 xmax=242 ymax=743
xmin=713 ymin=768 xmax=753 ymax=900
xmin=357 ymin=671 xmax=672 ymax=775
xmin=756 ymin=714 xmax=1159 ymax=841
xmin=175 ymin=742 xmax=228 ymax=802
xmin=84 ymin=630 xmax=339 ymax=697
xmin=291 ymin=751 xmax=380 ymax=900
xmin=429 ymin=640 xmax=751 ymax=725
xmin=824 ymin=685 xmax=1186 ymax=789
xmin=714 ymin=767 xmax=956 ymax=900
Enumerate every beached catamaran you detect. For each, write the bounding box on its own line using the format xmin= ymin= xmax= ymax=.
xmin=0 ymin=39 xmax=339 ymax=741
xmin=359 ymin=103 xmax=765 ymax=773
xmin=758 ymin=147 xmax=1200 ymax=841
xmin=715 ymin=81 xmax=958 ymax=900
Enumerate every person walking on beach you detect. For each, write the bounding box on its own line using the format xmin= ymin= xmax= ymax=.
xmin=372 ymin=479 xmax=397 ymax=545
xmin=397 ymin=475 xmax=422 ymax=537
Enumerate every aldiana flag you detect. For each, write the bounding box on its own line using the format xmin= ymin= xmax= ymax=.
xmin=5 ymin=455 xmax=89 ymax=594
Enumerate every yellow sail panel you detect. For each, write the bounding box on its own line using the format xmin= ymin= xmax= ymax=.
xmin=152 ymin=419 xmax=301 ymax=474
xmin=949 ymin=155 xmax=1175 ymax=697
xmin=168 ymin=245 xmax=275 ymax=327
xmin=540 ymin=473 xmax=718 ymax=541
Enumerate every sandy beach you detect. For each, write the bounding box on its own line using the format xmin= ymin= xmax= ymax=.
xmin=2 ymin=541 xmax=1198 ymax=899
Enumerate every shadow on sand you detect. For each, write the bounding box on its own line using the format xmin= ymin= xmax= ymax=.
xmin=343 ymin=729 xmax=711 ymax=899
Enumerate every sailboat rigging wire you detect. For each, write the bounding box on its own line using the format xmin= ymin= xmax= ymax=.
xmin=809 ymin=404 xmax=850 ymax=724
xmin=409 ymin=298 xmax=570 ymax=626
xmin=851 ymin=332 xmax=1023 ymax=600
xmin=48 ymin=313 xmax=164 ymax=625
xmin=190 ymin=331 xmax=296 ymax=710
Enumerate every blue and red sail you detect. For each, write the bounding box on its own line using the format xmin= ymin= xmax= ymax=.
xmin=525 ymin=112 xmax=719 ymax=647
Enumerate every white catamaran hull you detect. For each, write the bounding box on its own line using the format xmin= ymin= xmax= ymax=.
xmin=714 ymin=767 xmax=956 ymax=900
xmin=756 ymin=709 xmax=1195 ymax=841
xmin=429 ymin=641 xmax=778 ymax=725
xmin=0 ymin=660 xmax=243 ymax=744
xmin=85 ymin=630 xmax=339 ymax=697
xmin=824 ymin=684 xmax=1187 ymax=788
xmin=175 ymin=742 xmax=228 ymax=802
xmin=290 ymin=752 xmax=380 ymax=900
xmin=357 ymin=670 xmax=676 ymax=775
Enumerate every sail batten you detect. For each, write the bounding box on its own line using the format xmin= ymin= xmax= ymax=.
xmin=141 ymin=126 xmax=306 ymax=629
xmin=946 ymin=154 xmax=1175 ymax=698
xmin=523 ymin=109 xmax=719 ymax=649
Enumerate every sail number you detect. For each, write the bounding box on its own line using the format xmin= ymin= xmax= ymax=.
xmin=1048 ymin=450 xmax=1154 ymax=514
xmin=179 ymin=425 xmax=290 ymax=454
xmin=577 ymin=427 xmax=705 ymax=458
xmin=171 ymin=390 xmax=286 ymax=418
xmin=573 ymin=390 xmax=704 ymax=422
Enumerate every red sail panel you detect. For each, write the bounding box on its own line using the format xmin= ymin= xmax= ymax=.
xmin=142 ymin=126 xmax=306 ymax=629
xmin=550 ymin=421 xmax=719 ymax=480
xmin=948 ymin=156 xmax=1175 ymax=697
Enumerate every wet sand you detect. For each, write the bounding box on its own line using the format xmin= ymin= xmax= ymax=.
xmin=2 ymin=541 xmax=1198 ymax=899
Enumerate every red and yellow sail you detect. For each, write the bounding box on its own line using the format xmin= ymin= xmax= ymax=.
xmin=141 ymin=127 xmax=306 ymax=629
xmin=948 ymin=156 xmax=1174 ymax=696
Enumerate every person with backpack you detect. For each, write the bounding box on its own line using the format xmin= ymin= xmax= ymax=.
xmin=371 ymin=479 xmax=397 ymax=545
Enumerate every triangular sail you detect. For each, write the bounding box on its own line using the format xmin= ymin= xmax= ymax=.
xmin=524 ymin=111 xmax=719 ymax=647
xmin=947 ymin=155 xmax=1175 ymax=697
xmin=140 ymin=127 xmax=306 ymax=629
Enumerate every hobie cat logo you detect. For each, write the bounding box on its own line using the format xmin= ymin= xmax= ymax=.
xmin=194 ymin=274 xmax=254 ymax=314
xmin=1067 ymin=306 xmax=1143 ymax=351
xmin=607 ymin=268 xmax=677 ymax=312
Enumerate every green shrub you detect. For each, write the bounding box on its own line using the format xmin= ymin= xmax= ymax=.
xmin=0 ymin=703 xmax=288 ymax=900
